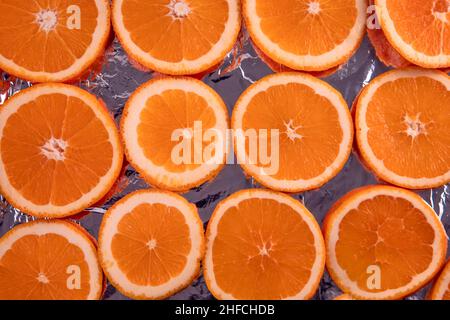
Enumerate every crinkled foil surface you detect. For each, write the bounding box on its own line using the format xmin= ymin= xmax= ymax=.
xmin=0 ymin=32 xmax=449 ymax=300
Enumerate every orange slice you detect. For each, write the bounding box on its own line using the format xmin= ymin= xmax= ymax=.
xmin=334 ymin=293 xmax=354 ymax=300
xmin=121 ymin=77 xmax=229 ymax=192
xmin=243 ymin=0 xmax=367 ymax=71
xmin=375 ymin=0 xmax=450 ymax=68
xmin=324 ymin=185 xmax=448 ymax=300
xmin=0 ymin=0 xmax=111 ymax=83
xmin=112 ymin=0 xmax=241 ymax=75
xmin=0 ymin=84 xmax=123 ymax=218
xmin=355 ymin=68 xmax=450 ymax=189
xmin=98 ymin=189 xmax=205 ymax=300
xmin=429 ymin=260 xmax=450 ymax=300
xmin=204 ymin=189 xmax=325 ymax=300
xmin=232 ymin=72 xmax=353 ymax=193
xmin=0 ymin=220 xmax=103 ymax=300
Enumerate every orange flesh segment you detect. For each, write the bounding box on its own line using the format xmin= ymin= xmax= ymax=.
xmin=365 ymin=76 xmax=450 ymax=179
xmin=137 ymin=89 xmax=216 ymax=173
xmin=241 ymin=83 xmax=343 ymax=180
xmin=255 ymin=0 xmax=358 ymax=55
xmin=336 ymin=195 xmax=435 ymax=292
xmin=445 ymin=290 xmax=450 ymax=300
xmin=1 ymin=94 xmax=113 ymax=206
xmin=0 ymin=0 xmax=98 ymax=72
xmin=111 ymin=203 xmax=191 ymax=286
xmin=212 ymin=198 xmax=317 ymax=299
xmin=385 ymin=0 xmax=450 ymax=56
xmin=0 ymin=233 xmax=91 ymax=300
xmin=121 ymin=0 xmax=228 ymax=62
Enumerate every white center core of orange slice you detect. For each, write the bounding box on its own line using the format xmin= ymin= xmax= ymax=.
xmin=147 ymin=239 xmax=157 ymax=250
xmin=259 ymin=246 xmax=269 ymax=256
xmin=284 ymin=119 xmax=303 ymax=141
xmin=404 ymin=114 xmax=427 ymax=138
xmin=308 ymin=2 xmax=321 ymax=15
xmin=169 ymin=0 xmax=191 ymax=18
xmin=36 ymin=10 xmax=58 ymax=32
xmin=258 ymin=242 xmax=273 ymax=257
xmin=41 ymin=138 xmax=67 ymax=161
xmin=37 ymin=272 xmax=50 ymax=284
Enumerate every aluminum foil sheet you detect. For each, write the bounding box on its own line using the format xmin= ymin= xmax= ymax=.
xmin=0 ymin=31 xmax=449 ymax=300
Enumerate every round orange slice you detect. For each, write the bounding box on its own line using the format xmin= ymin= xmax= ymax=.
xmin=112 ymin=0 xmax=241 ymax=75
xmin=0 ymin=0 xmax=111 ymax=83
xmin=0 ymin=220 xmax=103 ymax=300
xmin=98 ymin=189 xmax=205 ymax=300
xmin=0 ymin=83 xmax=123 ymax=218
xmin=355 ymin=68 xmax=450 ymax=189
xmin=121 ymin=77 xmax=229 ymax=192
xmin=243 ymin=0 xmax=368 ymax=71
xmin=429 ymin=260 xmax=450 ymax=300
xmin=204 ymin=189 xmax=326 ymax=300
xmin=324 ymin=185 xmax=448 ymax=300
xmin=375 ymin=0 xmax=450 ymax=69
xmin=232 ymin=72 xmax=353 ymax=193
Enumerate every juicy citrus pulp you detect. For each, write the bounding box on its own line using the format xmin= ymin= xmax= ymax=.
xmin=232 ymin=72 xmax=353 ymax=193
xmin=112 ymin=0 xmax=241 ymax=75
xmin=0 ymin=0 xmax=111 ymax=82
xmin=243 ymin=0 xmax=367 ymax=71
xmin=0 ymin=220 xmax=103 ymax=300
xmin=375 ymin=0 xmax=450 ymax=68
xmin=121 ymin=77 xmax=229 ymax=192
xmin=98 ymin=189 xmax=205 ymax=300
xmin=324 ymin=185 xmax=448 ymax=300
xmin=0 ymin=83 xmax=123 ymax=218
xmin=204 ymin=189 xmax=326 ymax=300
xmin=355 ymin=68 xmax=450 ymax=189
